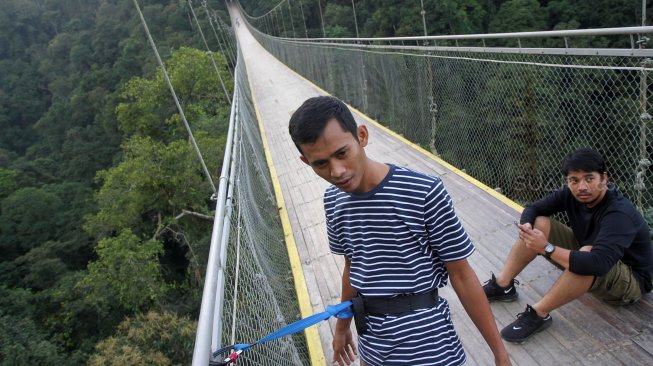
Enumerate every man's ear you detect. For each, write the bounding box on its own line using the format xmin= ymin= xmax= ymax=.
xmin=300 ymin=155 xmax=309 ymax=165
xmin=357 ymin=125 xmax=369 ymax=147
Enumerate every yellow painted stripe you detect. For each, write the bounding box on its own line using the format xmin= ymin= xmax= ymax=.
xmin=244 ymin=67 xmax=326 ymax=365
xmin=268 ymin=54 xmax=524 ymax=213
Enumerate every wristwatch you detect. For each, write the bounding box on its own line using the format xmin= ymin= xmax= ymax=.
xmin=543 ymin=243 xmax=556 ymax=259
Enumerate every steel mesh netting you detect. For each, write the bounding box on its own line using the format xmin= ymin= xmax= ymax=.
xmin=247 ymin=28 xmax=653 ymax=227
xmin=218 ymin=58 xmax=311 ymax=365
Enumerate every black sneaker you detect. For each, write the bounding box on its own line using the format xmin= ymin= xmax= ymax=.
xmin=501 ymin=304 xmax=552 ymax=343
xmin=483 ymin=273 xmax=519 ymax=302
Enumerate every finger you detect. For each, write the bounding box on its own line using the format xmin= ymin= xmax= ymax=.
xmin=336 ymin=349 xmax=352 ymax=365
xmin=332 ymin=354 xmax=344 ymax=366
xmin=532 ymin=229 xmax=544 ymax=239
xmin=345 ymin=345 xmax=355 ymax=362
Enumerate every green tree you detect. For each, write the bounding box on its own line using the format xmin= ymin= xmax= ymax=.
xmin=489 ymin=0 xmax=546 ymax=33
xmin=0 ymin=187 xmax=64 ymax=260
xmin=77 ymin=229 xmax=167 ymax=312
xmin=0 ymin=315 xmax=67 ymax=366
xmin=0 ymin=286 xmax=66 ymax=366
xmin=84 ymin=135 xmax=219 ymax=238
xmin=116 ymin=47 xmax=231 ymax=141
xmin=87 ymin=311 xmax=196 ymax=366
xmin=0 ymin=168 xmax=17 ymax=198
xmin=323 ymin=3 xmax=356 ymax=37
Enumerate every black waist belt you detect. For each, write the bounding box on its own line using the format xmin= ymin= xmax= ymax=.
xmin=351 ymin=289 xmax=439 ymax=335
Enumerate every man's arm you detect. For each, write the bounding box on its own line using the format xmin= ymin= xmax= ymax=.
xmin=521 ymin=189 xmax=567 ymax=225
xmin=520 ymin=224 xmax=573 ymax=269
xmin=446 ymin=259 xmax=511 ymax=366
xmin=520 ymin=214 xmax=630 ymax=275
xmin=332 ymin=256 xmax=358 ymax=366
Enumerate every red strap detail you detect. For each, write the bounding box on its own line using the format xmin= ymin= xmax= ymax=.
xmin=228 ymin=352 xmax=239 ymax=362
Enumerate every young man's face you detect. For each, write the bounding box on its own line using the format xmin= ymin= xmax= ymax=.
xmin=566 ymin=170 xmax=608 ymax=207
xmin=299 ymin=118 xmax=369 ymax=193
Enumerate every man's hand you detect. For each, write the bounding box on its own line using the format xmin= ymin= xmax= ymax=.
xmin=447 ymin=259 xmax=511 ymax=366
xmin=518 ymin=223 xmax=547 ymax=254
xmin=332 ymin=327 xmax=357 ymax=366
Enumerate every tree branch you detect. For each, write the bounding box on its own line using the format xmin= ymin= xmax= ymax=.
xmin=174 ymin=209 xmax=214 ymax=221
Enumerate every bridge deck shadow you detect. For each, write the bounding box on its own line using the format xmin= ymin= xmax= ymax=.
xmin=230 ymin=6 xmax=653 ymax=366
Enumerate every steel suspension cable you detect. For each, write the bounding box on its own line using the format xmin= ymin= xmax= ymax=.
xmin=188 ymin=0 xmax=231 ymax=104
xmin=213 ymin=12 xmax=237 ymax=68
xmin=132 ymin=0 xmax=216 ymax=195
xmin=201 ymin=1 xmax=235 ymax=74
xmin=298 ymin=0 xmax=308 ymax=38
xmin=287 ymin=0 xmax=296 ymax=38
xmin=279 ymin=3 xmax=287 ymax=37
xmin=317 ymin=0 xmax=326 ymax=37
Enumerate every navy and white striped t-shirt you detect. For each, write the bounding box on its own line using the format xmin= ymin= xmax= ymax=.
xmin=324 ymin=164 xmax=475 ymax=366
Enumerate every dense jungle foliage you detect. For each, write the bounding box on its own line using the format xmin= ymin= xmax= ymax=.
xmin=0 ymin=0 xmax=231 ymax=364
xmin=1 ymin=0 xmax=650 ymax=365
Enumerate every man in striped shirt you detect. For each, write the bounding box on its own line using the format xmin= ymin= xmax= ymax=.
xmin=289 ymin=96 xmax=510 ymax=366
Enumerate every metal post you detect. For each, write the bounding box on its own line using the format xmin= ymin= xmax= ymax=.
xmin=287 ymin=0 xmax=296 ymax=38
xmin=420 ymin=0 xmax=428 ymax=37
xmin=279 ymin=4 xmax=288 ymax=37
xmin=351 ymin=0 xmax=360 ymax=38
xmin=273 ymin=11 xmax=278 ymax=36
xmin=317 ymin=0 xmax=326 ymax=37
xmin=636 ymin=0 xmax=650 ymax=209
xmin=643 ymin=0 xmax=647 ymax=27
xmin=299 ymin=0 xmax=309 ymax=38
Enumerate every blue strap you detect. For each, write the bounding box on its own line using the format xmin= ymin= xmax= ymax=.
xmin=214 ymin=300 xmax=353 ymax=364
xmin=254 ymin=300 xmax=353 ymax=345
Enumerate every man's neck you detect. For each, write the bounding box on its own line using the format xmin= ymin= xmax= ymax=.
xmin=358 ymin=159 xmax=390 ymax=193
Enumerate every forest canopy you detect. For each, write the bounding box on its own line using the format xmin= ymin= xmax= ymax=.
xmin=0 ymin=0 xmax=231 ymax=364
xmin=239 ymin=0 xmax=651 ymax=38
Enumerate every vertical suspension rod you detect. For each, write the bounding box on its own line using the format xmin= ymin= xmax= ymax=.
xmin=189 ymin=0 xmax=231 ymax=104
xmin=132 ymin=0 xmax=216 ymax=194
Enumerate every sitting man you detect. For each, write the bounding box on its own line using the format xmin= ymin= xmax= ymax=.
xmin=483 ymin=147 xmax=653 ymax=343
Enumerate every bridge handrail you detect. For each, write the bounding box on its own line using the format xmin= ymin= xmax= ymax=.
xmin=278 ymin=26 xmax=653 ymax=44
xmin=192 ymin=57 xmax=241 ymax=366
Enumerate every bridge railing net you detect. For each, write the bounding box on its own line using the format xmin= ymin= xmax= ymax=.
xmin=250 ymin=31 xmax=653 ymax=225
xmin=219 ymin=55 xmax=310 ymax=365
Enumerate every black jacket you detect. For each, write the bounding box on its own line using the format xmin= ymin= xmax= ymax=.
xmin=521 ymin=187 xmax=653 ymax=293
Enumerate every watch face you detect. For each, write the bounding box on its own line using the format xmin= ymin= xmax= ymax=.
xmin=545 ymin=243 xmax=555 ymax=255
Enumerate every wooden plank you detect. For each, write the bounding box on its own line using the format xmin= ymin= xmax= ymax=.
xmin=606 ymin=341 xmax=653 ymax=365
xmin=632 ymin=328 xmax=653 ymax=358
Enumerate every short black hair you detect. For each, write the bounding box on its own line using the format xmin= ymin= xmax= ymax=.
xmin=561 ymin=148 xmax=606 ymax=176
xmin=288 ymin=96 xmax=358 ymax=154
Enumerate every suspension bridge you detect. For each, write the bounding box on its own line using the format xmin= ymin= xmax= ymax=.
xmin=129 ymin=1 xmax=653 ymax=365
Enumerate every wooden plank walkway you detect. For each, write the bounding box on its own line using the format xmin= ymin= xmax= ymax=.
xmin=230 ymin=7 xmax=653 ymax=366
